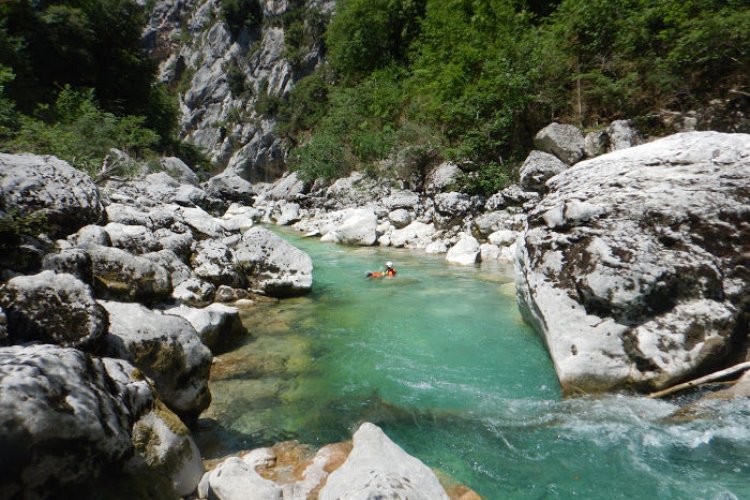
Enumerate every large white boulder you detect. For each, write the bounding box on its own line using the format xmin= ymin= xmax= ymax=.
xmin=0 ymin=345 xmax=151 ymax=497
xmin=320 ymin=423 xmax=449 ymax=500
xmin=100 ymin=300 xmax=212 ymax=418
xmin=234 ymin=227 xmax=313 ymax=297
xmin=519 ymin=150 xmax=569 ymax=192
xmin=0 ymin=153 xmax=103 ymax=237
xmin=320 ymin=207 xmax=378 ymax=246
xmin=445 ymin=234 xmax=480 ymax=265
xmin=533 ymin=122 xmax=585 ymax=165
xmin=84 ymin=244 xmax=173 ymax=302
xmin=163 ymin=303 xmax=247 ymax=353
xmin=389 ymin=221 xmax=436 ymax=249
xmin=517 ymin=132 xmax=750 ymax=394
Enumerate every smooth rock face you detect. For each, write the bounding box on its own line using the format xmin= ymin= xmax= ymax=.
xmin=161 ymin=157 xmax=199 ymax=184
xmin=319 ymin=423 xmax=449 ymax=500
xmin=0 ymin=153 xmax=103 ymax=238
xmin=517 ymin=131 xmax=750 ymax=394
xmin=0 ymin=345 xmax=150 ymax=497
xmin=519 ymin=150 xmax=568 ymax=192
xmin=164 ymin=303 xmax=247 ymax=354
xmin=85 ymin=245 xmax=173 ymax=302
xmin=0 ymin=271 xmax=107 ymax=349
xmin=445 ymin=234 xmax=480 ymax=265
xmin=320 ymin=208 xmax=378 ymax=246
xmin=234 ymin=227 xmax=313 ymax=297
xmin=533 ymin=122 xmax=585 ymax=165
xmin=100 ymin=300 xmax=212 ymax=418
xmin=204 ymin=172 xmax=256 ymax=205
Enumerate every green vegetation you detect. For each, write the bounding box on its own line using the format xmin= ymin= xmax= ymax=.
xmin=275 ymin=0 xmax=750 ymax=192
xmin=0 ymin=0 xmax=199 ymax=174
xmin=219 ymin=0 xmax=262 ymax=37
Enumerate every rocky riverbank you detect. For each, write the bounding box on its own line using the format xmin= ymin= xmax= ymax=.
xmin=0 ymin=151 xmax=473 ymax=498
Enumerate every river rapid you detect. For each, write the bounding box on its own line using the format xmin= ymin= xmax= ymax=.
xmin=195 ymin=231 xmax=750 ymax=499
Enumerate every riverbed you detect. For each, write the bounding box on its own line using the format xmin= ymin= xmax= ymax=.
xmin=195 ymin=232 xmax=750 ymax=499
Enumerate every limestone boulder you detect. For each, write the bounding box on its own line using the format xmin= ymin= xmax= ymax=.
xmin=160 ymin=157 xmax=200 ymax=184
xmin=533 ymin=122 xmax=585 ymax=165
xmin=0 ymin=345 xmax=151 ymax=498
xmin=142 ymin=249 xmax=193 ymax=286
xmin=320 ymin=207 xmax=378 ymax=246
xmin=425 ymin=161 xmax=461 ymax=193
xmin=607 ymin=119 xmax=641 ymax=151
xmin=262 ymin=171 xmax=308 ymax=201
xmin=85 ymin=244 xmax=172 ymax=302
xmin=164 ymin=303 xmax=247 ymax=354
xmin=445 ymin=234 xmax=480 ymax=266
xmin=100 ymin=300 xmax=212 ymax=418
xmin=517 ymin=131 xmax=750 ymax=394
xmin=71 ymin=224 xmax=112 ymax=247
xmin=0 ymin=153 xmax=103 ymax=238
xmin=191 ymin=240 xmax=243 ymax=288
xmin=384 ymin=190 xmax=420 ymax=210
xmin=0 ymin=271 xmax=107 ymax=349
xmin=234 ymin=227 xmax=313 ymax=297
xmin=204 ymin=172 xmax=256 ymax=205
xmin=388 ymin=208 xmax=412 ymax=229
xmin=104 ymin=223 xmax=162 ymax=255
xmin=173 ymin=278 xmax=217 ymax=307
xmin=105 ymin=203 xmax=151 ymax=227
xmin=42 ymin=248 xmax=93 ymax=284
xmin=132 ymin=400 xmax=205 ymax=496
xmin=390 ymin=221 xmax=437 ymax=249
xmin=320 ymin=423 xmax=449 ymax=500
xmin=519 ymin=150 xmax=569 ymax=192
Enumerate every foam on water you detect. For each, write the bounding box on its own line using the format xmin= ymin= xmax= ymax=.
xmin=195 ymin=231 xmax=750 ymax=499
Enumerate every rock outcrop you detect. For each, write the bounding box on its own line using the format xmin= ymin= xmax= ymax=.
xmin=517 ymin=131 xmax=750 ymax=394
xmin=533 ymin=122 xmax=585 ymax=165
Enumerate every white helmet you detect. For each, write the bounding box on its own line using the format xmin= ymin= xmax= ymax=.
xmin=385 ymin=261 xmax=394 ymax=269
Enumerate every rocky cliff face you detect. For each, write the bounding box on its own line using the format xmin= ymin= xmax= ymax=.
xmin=516 ymin=131 xmax=750 ymax=395
xmin=142 ymin=0 xmax=333 ymax=181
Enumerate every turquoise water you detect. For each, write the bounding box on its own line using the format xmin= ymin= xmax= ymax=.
xmin=196 ymin=232 xmax=750 ymax=499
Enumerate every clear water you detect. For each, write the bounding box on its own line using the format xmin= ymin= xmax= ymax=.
xmin=196 ymin=231 xmax=750 ymax=499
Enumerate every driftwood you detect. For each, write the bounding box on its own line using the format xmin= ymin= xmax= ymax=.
xmin=94 ymin=154 xmax=127 ymax=184
xmin=647 ymin=361 xmax=750 ymax=399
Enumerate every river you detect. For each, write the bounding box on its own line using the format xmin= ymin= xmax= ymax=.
xmin=195 ymin=231 xmax=750 ymax=499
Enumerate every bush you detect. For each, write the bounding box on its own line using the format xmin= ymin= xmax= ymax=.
xmin=288 ymin=132 xmax=348 ymax=181
xmin=456 ymin=161 xmax=512 ymax=196
xmin=6 ymin=86 xmax=159 ymax=175
xmin=220 ymin=0 xmax=263 ymax=36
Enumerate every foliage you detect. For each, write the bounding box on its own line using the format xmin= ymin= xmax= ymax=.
xmin=288 ymin=132 xmax=347 ymax=181
xmin=6 ymin=86 xmax=159 ymax=175
xmin=276 ymin=0 xmax=750 ymax=186
xmin=220 ymin=0 xmax=263 ymax=37
xmin=456 ymin=161 xmax=512 ymax=196
xmin=325 ymin=0 xmax=426 ymax=80
xmin=0 ymin=0 xmax=179 ymax=144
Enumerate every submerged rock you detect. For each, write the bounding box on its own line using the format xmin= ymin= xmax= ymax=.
xmin=517 ymin=131 xmax=750 ymax=394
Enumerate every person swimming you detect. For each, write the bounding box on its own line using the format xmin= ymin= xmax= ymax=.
xmin=367 ymin=261 xmax=397 ymax=278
